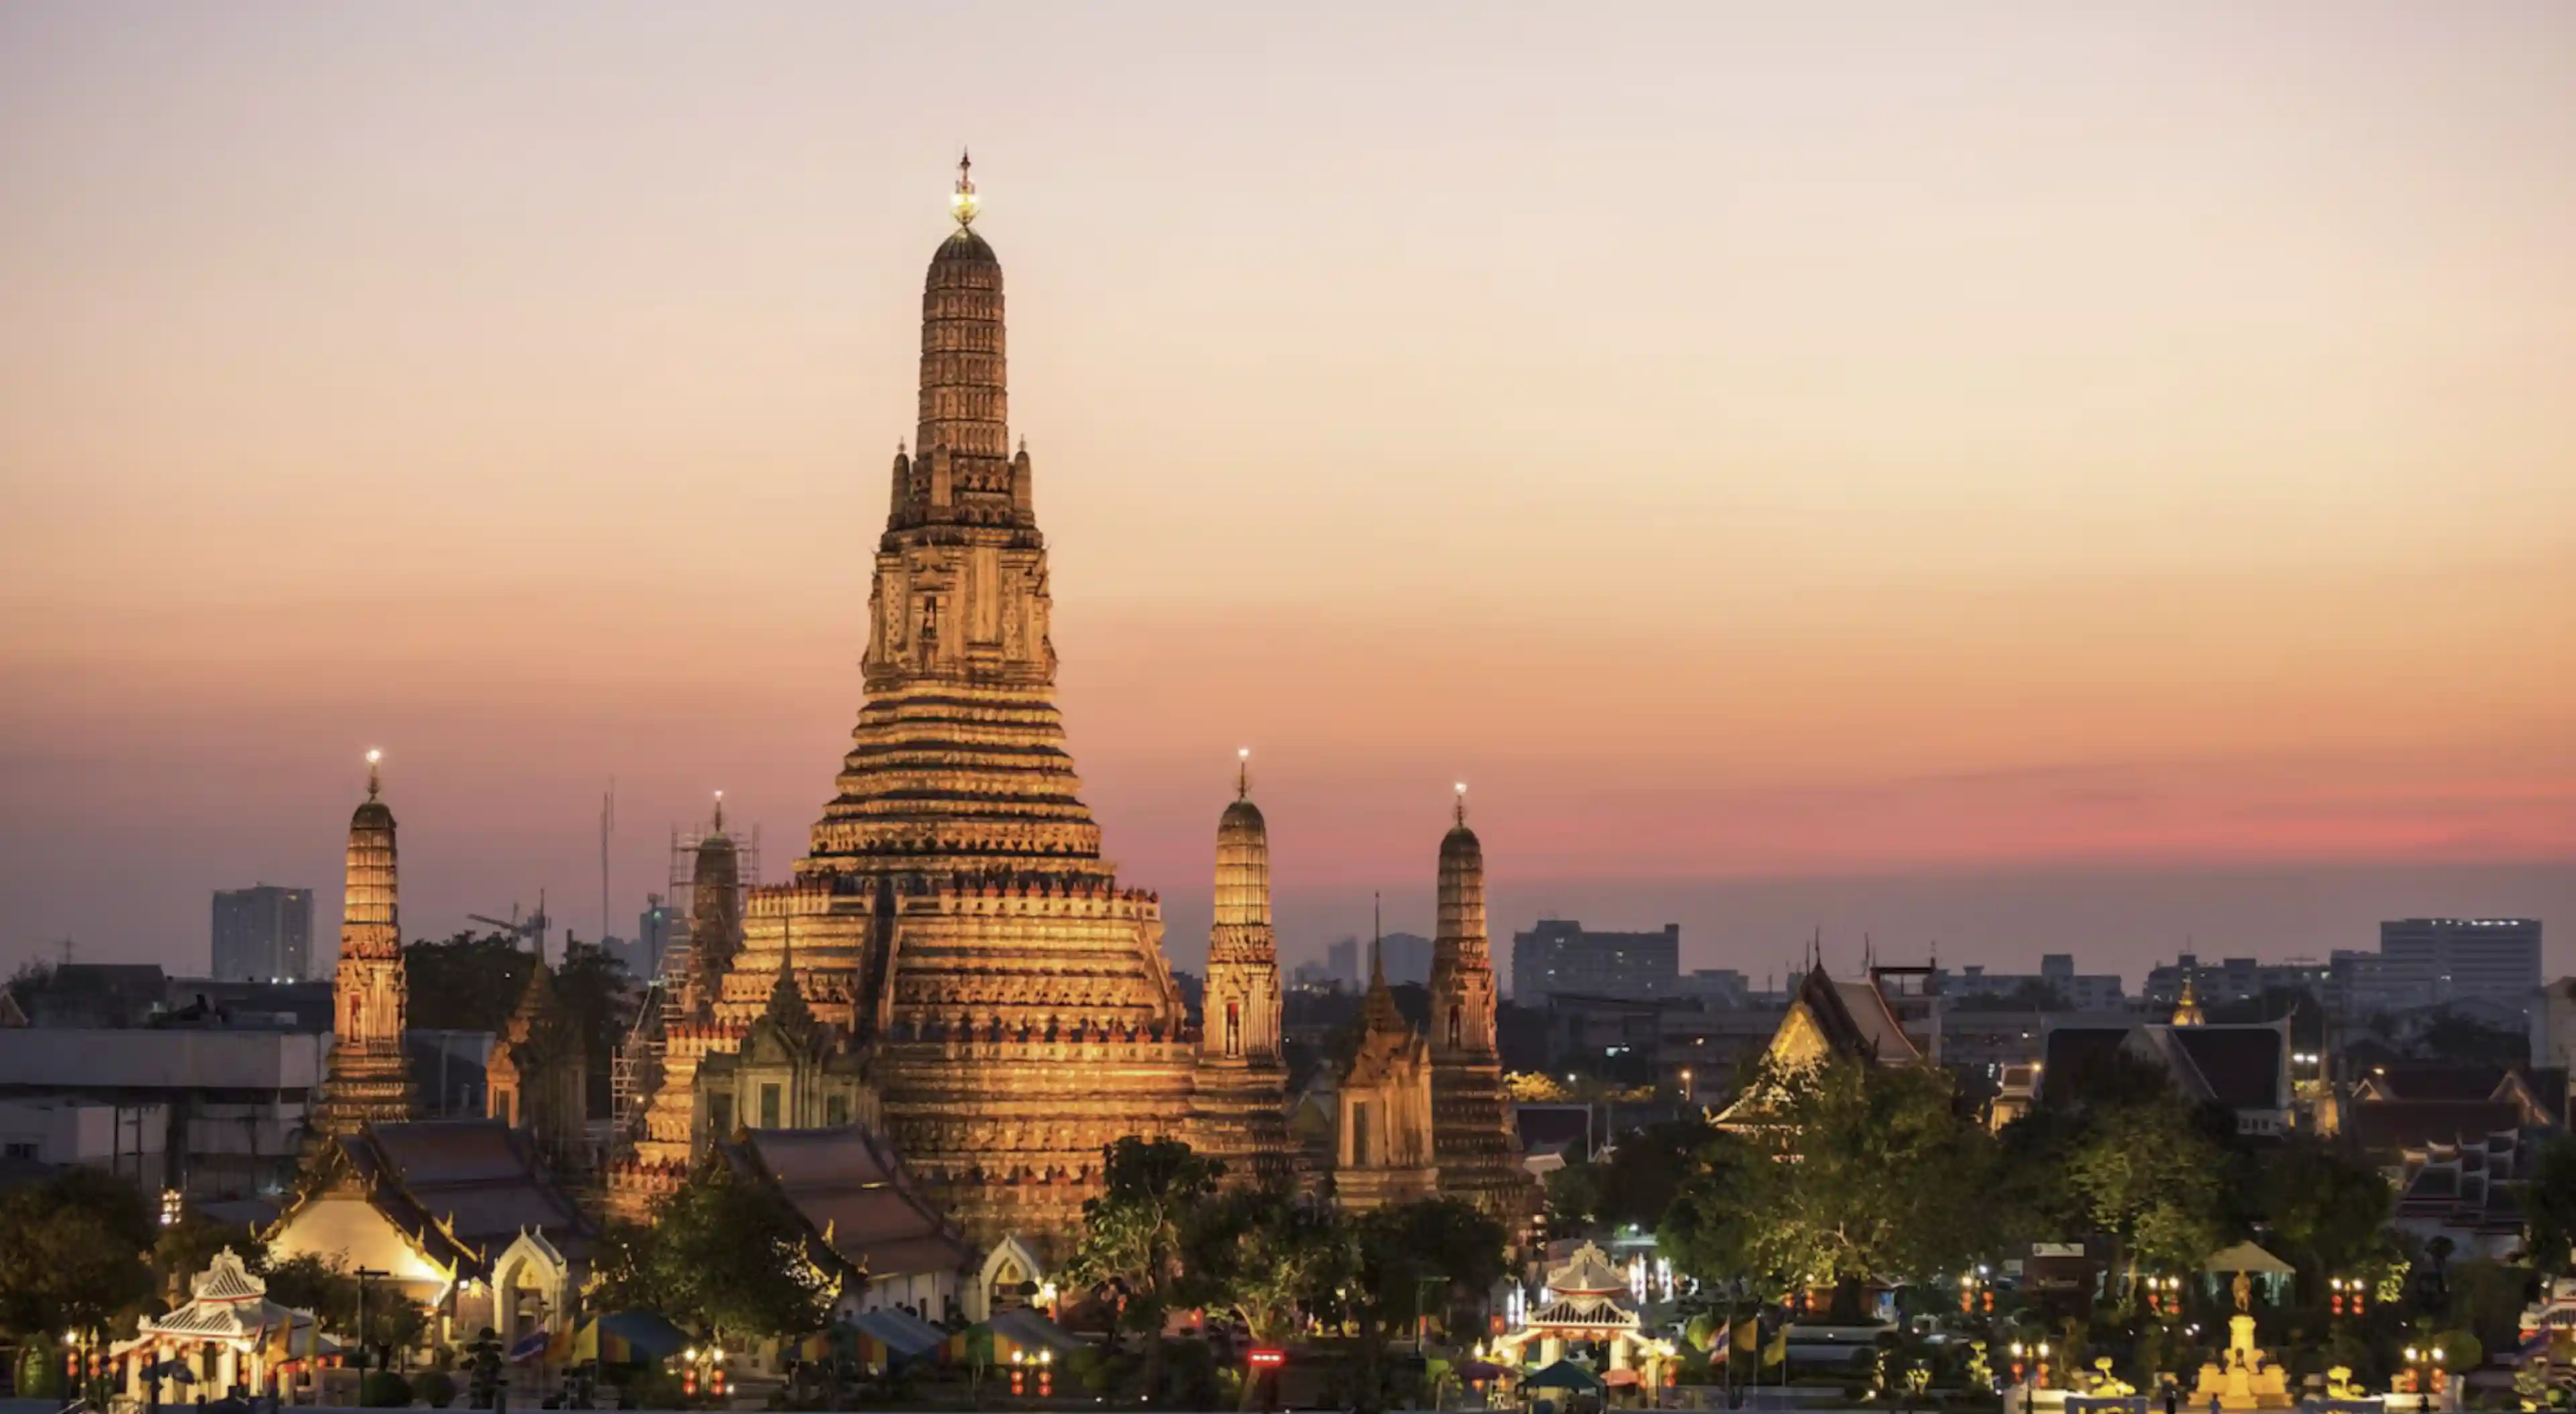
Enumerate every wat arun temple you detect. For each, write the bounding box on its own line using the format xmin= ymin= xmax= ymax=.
xmin=570 ymin=160 xmax=1532 ymax=1249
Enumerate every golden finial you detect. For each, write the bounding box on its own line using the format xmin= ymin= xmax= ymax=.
xmin=1236 ymin=747 xmax=1251 ymax=800
xmin=951 ymin=148 xmax=979 ymax=227
xmin=366 ymin=749 xmax=383 ymax=800
xmin=1454 ymin=780 xmax=1468 ymax=826
xmin=2172 ymin=969 xmax=2205 ymax=1026
xmin=712 ymin=790 xmax=725 ymax=834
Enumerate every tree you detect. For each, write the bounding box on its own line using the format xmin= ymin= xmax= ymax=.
xmin=1665 ymin=1055 xmax=1990 ymax=1299
xmin=1546 ymin=1120 xmax=1705 ymax=1235
xmin=551 ymin=936 xmax=635 ymax=1116
xmin=2523 ymin=1137 xmax=2576 ymax=1275
xmin=405 ymin=931 xmax=535 ymax=1032
xmin=1317 ymin=1198 xmax=1507 ymax=1414
xmin=631 ymin=1157 xmax=848 ymax=1341
xmin=1185 ymin=1189 xmax=1344 ymax=1347
xmin=2254 ymin=1136 xmax=2392 ymax=1282
xmin=2063 ymin=1095 xmax=2223 ymax=1293
xmin=263 ymin=1254 xmax=433 ymax=1358
xmin=1067 ymin=1137 xmax=1226 ymax=1401
xmin=153 ymin=1213 xmax=259 ymax=1304
xmin=1067 ymin=1137 xmax=1226 ymax=1332
xmin=0 ymin=1166 xmax=157 ymax=1344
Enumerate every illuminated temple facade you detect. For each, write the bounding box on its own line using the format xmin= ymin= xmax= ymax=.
xmin=607 ymin=161 xmax=1527 ymax=1249
xmin=312 ymin=754 xmax=415 ymax=1138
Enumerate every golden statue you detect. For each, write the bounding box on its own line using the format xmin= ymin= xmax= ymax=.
xmin=2232 ymin=1271 xmax=2252 ymax=1313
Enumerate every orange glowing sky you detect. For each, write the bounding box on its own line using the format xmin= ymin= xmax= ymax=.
xmin=3 ymin=3 xmax=2572 ymax=981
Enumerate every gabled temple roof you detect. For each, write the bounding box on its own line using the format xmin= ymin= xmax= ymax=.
xmin=1792 ymin=965 xmax=1921 ymax=1065
xmin=290 ymin=1120 xmax=594 ymax=1277
xmin=724 ymin=1126 xmax=976 ymax=1280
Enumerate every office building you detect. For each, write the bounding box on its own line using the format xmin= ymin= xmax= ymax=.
xmin=1511 ymin=920 xmax=1681 ymax=1006
xmin=211 ymin=885 xmax=315 ymax=982
xmin=2378 ymin=918 xmax=2542 ymax=1014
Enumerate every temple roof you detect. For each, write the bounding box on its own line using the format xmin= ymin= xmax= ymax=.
xmin=931 ymin=227 xmax=996 ymax=266
xmin=726 ymin=1126 xmax=977 ymax=1279
xmin=296 ymin=1120 xmax=594 ymax=1275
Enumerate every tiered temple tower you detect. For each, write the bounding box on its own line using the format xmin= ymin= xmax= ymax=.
xmin=663 ymin=158 xmax=1193 ymax=1250
xmin=313 ymin=752 xmax=415 ymax=1136
xmin=608 ymin=806 xmax=750 ymax=1217
xmin=1426 ymin=790 xmax=1529 ymax=1221
xmin=1189 ymin=755 xmax=1293 ymax=1185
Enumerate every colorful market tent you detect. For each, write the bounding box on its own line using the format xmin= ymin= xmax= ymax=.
xmin=851 ymin=1309 xmax=947 ymax=1361
xmin=1525 ymin=1360 xmax=1606 ymax=1391
xmin=989 ymin=1309 xmax=1084 ymax=1360
xmin=570 ymin=1313 xmax=690 ymax=1366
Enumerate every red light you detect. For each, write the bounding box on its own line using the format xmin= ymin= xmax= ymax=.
xmin=1248 ymin=1348 xmax=1287 ymax=1369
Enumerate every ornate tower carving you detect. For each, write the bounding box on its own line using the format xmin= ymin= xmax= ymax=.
xmin=1334 ymin=912 xmax=1439 ymax=1211
xmin=1190 ymin=753 xmax=1293 ymax=1185
xmin=314 ymin=751 xmax=416 ymax=1136
xmin=486 ymin=956 xmax=588 ymax=1170
xmin=670 ymin=159 xmax=1191 ymax=1250
xmin=1426 ymin=788 xmax=1529 ymax=1221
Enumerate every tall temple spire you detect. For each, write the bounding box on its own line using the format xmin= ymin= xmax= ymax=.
xmin=1426 ymin=785 xmax=1527 ymax=1221
xmin=1195 ymin=756 xmax=1292 ymax=1181
xmin=314 ymin=751 xmax=417 ymax=1138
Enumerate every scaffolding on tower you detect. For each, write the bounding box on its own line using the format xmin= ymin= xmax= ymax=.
xmin=608 ymin=817 xmax=761 ymax=1139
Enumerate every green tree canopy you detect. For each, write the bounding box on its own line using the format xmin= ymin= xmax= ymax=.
xmin=1183 ymin=1188 xmax=1346 ymax=1346
xmin=1066 ymin=1136 xmax=1227 ymax=1325
xmin=1664 ymin=1054 xmax=1991 ymax=1295
xmin=614 ymin=1156 xmax=847 ymax=1340
xmin=2062 ymin=1094 xmax=2224 ymax=1287
xmin=0 ymin=1165 xmax=157 ymax=1340
xmin=2521 ymin=1136 xmax=2576 ymax=1276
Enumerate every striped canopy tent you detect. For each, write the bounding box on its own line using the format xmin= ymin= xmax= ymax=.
xmin=793 ymin=1309 xmax=949 ymax=1368
xmin=947 ymin=1308 xmax=1084 ymax=1367
xmin=569 ymin=1312 xmax=691 ymax=1367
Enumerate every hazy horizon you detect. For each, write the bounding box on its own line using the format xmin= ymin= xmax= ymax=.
xmin=5 ymin=3 xmax=2572 ymax=983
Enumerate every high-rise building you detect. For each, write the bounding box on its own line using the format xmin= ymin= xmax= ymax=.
xmin=1378 ymin=932 xmax=1435 ymax=988
xmin=1326 ymin=936 xmax=1362 ymax=991
xmin=211 ymin=885 xmax=314 ymax=982
xmin=2378 ymin=918 xmax=2543 ymax=1014
xmin=1509 ymin=920 xmax=1681 ymax=1007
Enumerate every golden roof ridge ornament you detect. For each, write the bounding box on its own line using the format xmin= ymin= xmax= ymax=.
xmin=951 ymin=148 xmax=979 ymax=227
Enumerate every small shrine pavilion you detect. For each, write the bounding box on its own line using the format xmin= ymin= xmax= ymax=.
xmin=111 ymin=1249 xmax=337 ymax=1400
xmin=1490 ymin=1242 xmax=1675 ymax=1389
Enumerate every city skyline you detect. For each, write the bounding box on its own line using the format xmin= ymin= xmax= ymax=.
xmin=5 ymin=3 xmax=2573 ymax=981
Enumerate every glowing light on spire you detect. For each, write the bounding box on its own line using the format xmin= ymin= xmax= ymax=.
xmin=365 ymin=749 xmax=383 ymax=799
xmin=951 ymin=149 xmax=979 ymax=227
xmin=1236 ymin=747 xmax=1251 ymax=800
xmin=712 ymin=789 xmax=726 ymax=833
xmin=1454 ymin=780 xmax=1468 ymax=825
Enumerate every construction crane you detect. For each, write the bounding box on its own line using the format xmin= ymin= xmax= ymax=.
xmin=467 ymin=892 xmax=551 ymax=960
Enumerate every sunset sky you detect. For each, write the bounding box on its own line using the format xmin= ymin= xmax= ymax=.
xmin=4 ymin=3 xmax=2572 ymax=983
